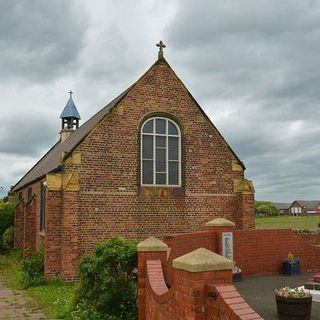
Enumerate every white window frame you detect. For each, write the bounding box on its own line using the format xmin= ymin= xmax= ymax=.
xmin=141 ymin=117 xmax=181 ymax=187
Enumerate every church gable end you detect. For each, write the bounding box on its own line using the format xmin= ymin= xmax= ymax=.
xmin=70 ymin=58 xmax=245 ymax=195
xmin=13 ymin=50 xmax=255 ymax=280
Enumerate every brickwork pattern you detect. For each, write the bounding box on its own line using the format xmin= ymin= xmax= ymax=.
xmin=138 ymin=242 xmax=263 ymax=319
xmin=233 ymin=229 xmax=320 ymax=276
xmin=14 ymin=59 xmax=255 ymax=279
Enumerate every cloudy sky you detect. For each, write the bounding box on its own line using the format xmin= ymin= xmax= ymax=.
xmin=0 ymin=0 xmax=319 ymax=202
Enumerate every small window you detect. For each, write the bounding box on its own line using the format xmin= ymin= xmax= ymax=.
xmin=18 ymin=192 xmax=22 ymax=201
xmin=141 ymin=117 xmax=181 ymax=186
xmin=27 ymin=187 xmax=32 ymax=200
xmin=40 ymin=182 xmax=46 ymax=231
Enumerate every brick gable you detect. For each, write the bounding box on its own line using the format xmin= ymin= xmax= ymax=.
xmin=14 ymin=58 xmax=255 ymax=279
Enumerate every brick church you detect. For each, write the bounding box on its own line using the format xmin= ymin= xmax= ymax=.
xmin=12 ymin=42 xmax=255 ymax=279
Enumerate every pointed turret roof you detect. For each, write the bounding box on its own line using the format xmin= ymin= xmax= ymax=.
xmin=60 ymin=96 xmax=81 ymax=120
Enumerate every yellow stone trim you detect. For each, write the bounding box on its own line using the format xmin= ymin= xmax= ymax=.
xmin=113 ymin=103 xmax=124 ymax=115
xmin=62 ymin=172 xmax=80 ymax=191
xmin=46 ymin=173 xmax=62 ymax=191
xmin=64 ymin=152 xmax=81 ymax=165
xmin=196 ymin=112 xmax=206 ymax=123
xmin=46 ymin=172 xmax=80 ymax=191
xmin=232 ymin=160 xmax=243 ymax=172
xmin=234 ymin=179 xmax=255 ymax=195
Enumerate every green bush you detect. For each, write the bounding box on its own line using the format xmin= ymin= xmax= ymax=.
xmin=21 ymin=249 xmax=45 ymax=288
xmin=73 ymin=236 xmax=138 ymax=320
xmin=255 ymin=201 xmax=278 ymax=216
xmin=2 ymin=226 xmax=14 ymax=252
xmin=0 ymin=201 xmax=16 ymax=252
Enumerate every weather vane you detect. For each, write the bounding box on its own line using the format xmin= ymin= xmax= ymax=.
xmin=69 ymin=90 xmax=74 ymax=98
xmin=156 ymin=40 xmax=166 ymax=59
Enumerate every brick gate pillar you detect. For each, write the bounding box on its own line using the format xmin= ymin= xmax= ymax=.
xmin=206 ymin=218 xmax=235 ymax=259
xmin=137 ymin=237 xmax=168 ymax=320
xmin=172 ymin=247 xmax=233 ymax=319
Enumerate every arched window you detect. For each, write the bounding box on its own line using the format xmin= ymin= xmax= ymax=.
xmin=141 ymin=117 xmax=181 ymax=186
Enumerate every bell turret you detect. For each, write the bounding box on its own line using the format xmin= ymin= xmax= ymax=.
xmin=59 ymin=91 xmax=81 ymax=142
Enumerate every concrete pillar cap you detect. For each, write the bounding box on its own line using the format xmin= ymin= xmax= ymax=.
xmin=173 ymin=247 xmax=233 ymax=272
xmin=137 ymin=236 xmax=168 ymax=252
xmin=206 ymin=218 xmax=235 ymax=227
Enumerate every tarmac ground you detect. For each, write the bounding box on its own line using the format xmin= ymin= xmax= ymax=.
xmin=234 ymin=273 xmax=320 ymax=320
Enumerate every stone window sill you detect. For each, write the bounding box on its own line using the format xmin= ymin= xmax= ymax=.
xmin=139 ymin=186 xmax=184 ymax=197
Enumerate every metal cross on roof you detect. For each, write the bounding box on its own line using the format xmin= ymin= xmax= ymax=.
xmin=69 ymin=90 xmax=74 ymax=98
xmin=156 ymin=40 xmax=166 ymax=59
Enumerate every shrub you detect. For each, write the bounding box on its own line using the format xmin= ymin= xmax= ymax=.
xmin=0 ymin=201 xmax=16 ymax=252
xmin=255 ymin=202 xmax=278 ymax=216
xmin=2 ymin=226 xmax=14 ymax=252
xmin=21 ymin=249 xmax=45 ymax=288
xmin=73 ymin=236 xmax=138 ymax=320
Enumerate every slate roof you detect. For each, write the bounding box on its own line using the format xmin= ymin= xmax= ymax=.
xmin=294 ymin=200 xmax=320 ymax=210
xmin=13 ymin=58 xmax=245 ymax=191
xmin=272 ymin=202 xmax=291 ymax=210
xmin=60 ymin=97 xmax=81 ymax=119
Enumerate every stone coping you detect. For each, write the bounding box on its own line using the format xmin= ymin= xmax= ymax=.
xmin=206 ymin=218 xmax=235 ymax=227
xmin=137 ymin=236 xmax=168 ymax=252
xmin=173 ymin=247 xmax=233 ymax=272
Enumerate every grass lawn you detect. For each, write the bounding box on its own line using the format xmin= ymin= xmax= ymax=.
xmin=0 ymin=251 xmax=77 ymax=319
xmin=255 ymin=215 xmax=320 ymax=230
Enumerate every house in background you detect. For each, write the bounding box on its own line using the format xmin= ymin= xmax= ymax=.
xmin=289 ymin=200 xmax=320 ymax=216
xmin=272 ymin=202 xmax=290 ymax=215
xmin=12 ymin=43 xmax=255 ymax=279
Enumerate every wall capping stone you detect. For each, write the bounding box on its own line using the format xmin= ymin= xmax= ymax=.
xmin=137 ymin=236 xmax=168 ymax=252
xmin=206 ymin=218 xmax=235 ymax=227
xmin=173 ymin=247 xmax=233 ymax=272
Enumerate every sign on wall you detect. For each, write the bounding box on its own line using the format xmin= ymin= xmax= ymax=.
xmin=222 ymin=232 xmax=233 ymax=261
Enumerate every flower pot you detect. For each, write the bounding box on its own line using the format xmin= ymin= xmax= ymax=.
xmin=282 ymin=260 xmax=301 ymax=276
xmin=275 ymin=295 xmax=312 ymax=320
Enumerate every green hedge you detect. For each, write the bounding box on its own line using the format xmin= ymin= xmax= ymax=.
xmin=21 ymin=249 xmax=45 ymax=288
xmin=0 ymin=200 xmax=16 ymax=252
xmin=72 ymin=236 xmax=138 ymax=320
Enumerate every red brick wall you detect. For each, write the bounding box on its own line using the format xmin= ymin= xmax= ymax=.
xmin=139 ymin=249 xmax=262 ymax=319
xmin=14 ymin=182 xmax=44 ymax=254
xmin=139 ymin=224 xmax=320 ymax=319
xmin=164 ymin=231 xmax=215 ymax=284
xmin=14 ymin=59 xmax=254 ymax=279
xmin=24 ymin=196 xmax=37 ymax=253
xmin=60 ymin=59 xmax=254 ymax=275
xmin=45 ymin=189 xmax=62 ymax=277
xmin=14 ymin=201 xmax=24 ymax=250
xmin=234 ymin=229 xmax=320 ymax=276
xmin=162 ymin=227 xmax=320 ymax=278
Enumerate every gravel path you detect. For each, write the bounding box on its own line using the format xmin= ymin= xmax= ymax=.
xmin=0 ymin=276 xmax=47 ymax=320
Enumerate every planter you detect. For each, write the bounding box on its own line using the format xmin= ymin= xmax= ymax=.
xmin=275 ymin=295 xmax=312 ymax=320
xmin=283 ymin=260 xmax=300 ymax=276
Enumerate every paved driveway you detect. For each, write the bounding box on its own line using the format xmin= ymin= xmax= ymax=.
xmin=0 ymin=276 xmax=46 ymax=319
xmin=235 ymin=273 xmax=320 ymax=320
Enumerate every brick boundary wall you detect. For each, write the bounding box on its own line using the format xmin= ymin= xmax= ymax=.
xmin=233 ymin=229 xmax=320 ymax=276
xmin=163 ymin=221 xmax=320 ymax=280
xmin=138 ymin=237 xmax=263 ymax=319
xmin=138 ymin=218 xmax=320 ymax=319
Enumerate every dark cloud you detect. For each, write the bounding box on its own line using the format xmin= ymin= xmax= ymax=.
xmin=167 ymin=0 xmax=320 ymax=201
xmin=0 ymin=113 xmax=57 ymax=156
xmin=0 ymin=0 xmax=88 ymax=83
